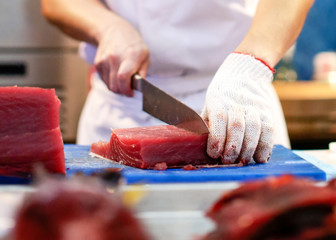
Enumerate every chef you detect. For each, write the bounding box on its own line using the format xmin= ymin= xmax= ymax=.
xmin=41 ymin=0 xmax=314 ymax=164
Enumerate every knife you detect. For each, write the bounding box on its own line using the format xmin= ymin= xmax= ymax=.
xmin=132 ymin=74 xmax=209 ymax=135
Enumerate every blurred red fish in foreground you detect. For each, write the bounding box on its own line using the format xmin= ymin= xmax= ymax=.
xmin=203 ymin=175 xmax=336 ymax=240
xmin=13 ymin=175 xmax=151 ymax=240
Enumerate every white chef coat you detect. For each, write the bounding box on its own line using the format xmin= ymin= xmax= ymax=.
xmin=77 ymin=0 xmax=290 ymax=148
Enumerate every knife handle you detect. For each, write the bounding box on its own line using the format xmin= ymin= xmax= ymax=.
xmin=131 ymin=74 xmax=143 ymax=92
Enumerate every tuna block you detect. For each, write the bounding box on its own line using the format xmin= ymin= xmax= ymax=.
xmin=91 ymin=125 xmax=218 ymax=169
xmin=0 ymin=86 xmax=65 ymax=176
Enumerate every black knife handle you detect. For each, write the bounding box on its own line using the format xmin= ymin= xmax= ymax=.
xmin=131 ymin=74 xmax=143 ymax=92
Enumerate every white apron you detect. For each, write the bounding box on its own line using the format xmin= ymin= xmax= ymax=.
xmin=77 ymin=0 xmax=290 ymax=148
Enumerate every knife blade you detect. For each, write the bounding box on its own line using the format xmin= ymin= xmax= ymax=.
xmin=132 ymin=74 xmax=209 ymax=135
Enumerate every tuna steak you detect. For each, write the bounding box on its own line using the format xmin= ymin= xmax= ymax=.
xmin=0 ymin=86 xmax=65 ymax=176
xmin=91 ymin=125 xmax=219 ymax=169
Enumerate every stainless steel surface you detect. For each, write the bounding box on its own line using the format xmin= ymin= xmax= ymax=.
xmin=132 ymin=74 xmax=209 ymax=135
xmin=0 ymin=0 xmax=89 ymax=142
xmin=0 ymin=0 xmax=77 ymax=48
xmin=0 ymin=186 xmax=33 ymax=239
xmin=127 ymin=183 xmax=238 ymax=240
xmin=0 ymin=183 xmax=238 ymax=240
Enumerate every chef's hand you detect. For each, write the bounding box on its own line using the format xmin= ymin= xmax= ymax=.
xmin=202 ymin=53 xmax=274 ymax=164
xmin=94 ymin=20 xmax=150 ymax=97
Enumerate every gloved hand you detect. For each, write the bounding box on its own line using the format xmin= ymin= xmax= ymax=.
xmin=202 ymin=53 xmax=274 ymax=164
xmin=94 ymin=20 xmax=150 ymax=97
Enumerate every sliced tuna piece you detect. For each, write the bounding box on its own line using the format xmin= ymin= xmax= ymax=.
xmin=91 ymin=125 xmax=219 ymax=169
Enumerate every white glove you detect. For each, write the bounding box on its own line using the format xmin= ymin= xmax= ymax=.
xmin=202 ymin=53 xmax=275 ymax=164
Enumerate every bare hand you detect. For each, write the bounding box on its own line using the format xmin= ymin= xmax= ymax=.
xmin=94 ymin=20 xmax=150 ymax=96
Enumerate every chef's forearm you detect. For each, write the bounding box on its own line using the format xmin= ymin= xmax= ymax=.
xmin=41 ymin=0 xmax=126 ymax=45
xmin=235 ymin=0 xmax=314 ymax=67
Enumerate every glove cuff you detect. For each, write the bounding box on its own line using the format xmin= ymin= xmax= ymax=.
xmin=233 ymin=52 xmax=276 ymax=73
xmin=222 ymin=53 xmax=274 ymax=82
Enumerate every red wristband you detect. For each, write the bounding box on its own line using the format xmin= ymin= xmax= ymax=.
xmin=233 ymin=51 xmax=276 ymax=73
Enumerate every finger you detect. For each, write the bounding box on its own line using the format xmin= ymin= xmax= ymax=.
xmin=108 ymin=56 xmax=121 ymax=93
xmin=118 ymin=52 xmax=150 ymax=97
xmin=222 ymin=108 xmax=245 ymax=164
xmin=117 ymin=59 xmax=139 ymax=97
xmin=238 ymin=109 xmax=261 ymax=164
xmin=201 ymin=105 xmax=209 ymax=121
xmin=138 ymin=59 xmax=150 ymax=78
xmin=95 ymin=60 xmax=110 ymax=89
xmin=95 ymin=54 xmax=121 ymax=93
xmin=253 ymin=115 xmax=274 ymax=163
xmin=206 ymin=110 xmax=227 ymax=159
xmin=94 ymin=49 xmax=111 ymax=89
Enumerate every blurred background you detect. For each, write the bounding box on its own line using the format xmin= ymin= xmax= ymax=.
xmin=0 ymin=0 xmax=89 ymax=143
xmin=274 ymin=0 xmax=336 ymax=149
xmin=0 ymin=0 xmax=335 ymax=149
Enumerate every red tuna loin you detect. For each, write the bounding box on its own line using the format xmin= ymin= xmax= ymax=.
xmin=202 ymin=175 xmax=336 ymax=240
xmin=91 ymin=125 xmax=218 ymax=169
xmin=0 ymin=86 xmax=65 ymax=176
xmin=14 ymin=176 xmax=151 ymax=240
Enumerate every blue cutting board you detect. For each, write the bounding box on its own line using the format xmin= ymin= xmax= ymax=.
xmin=0 ymin=144 xmax=326 ymax=184
xmin=64 ymin=144 xmax=326 ymax=184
